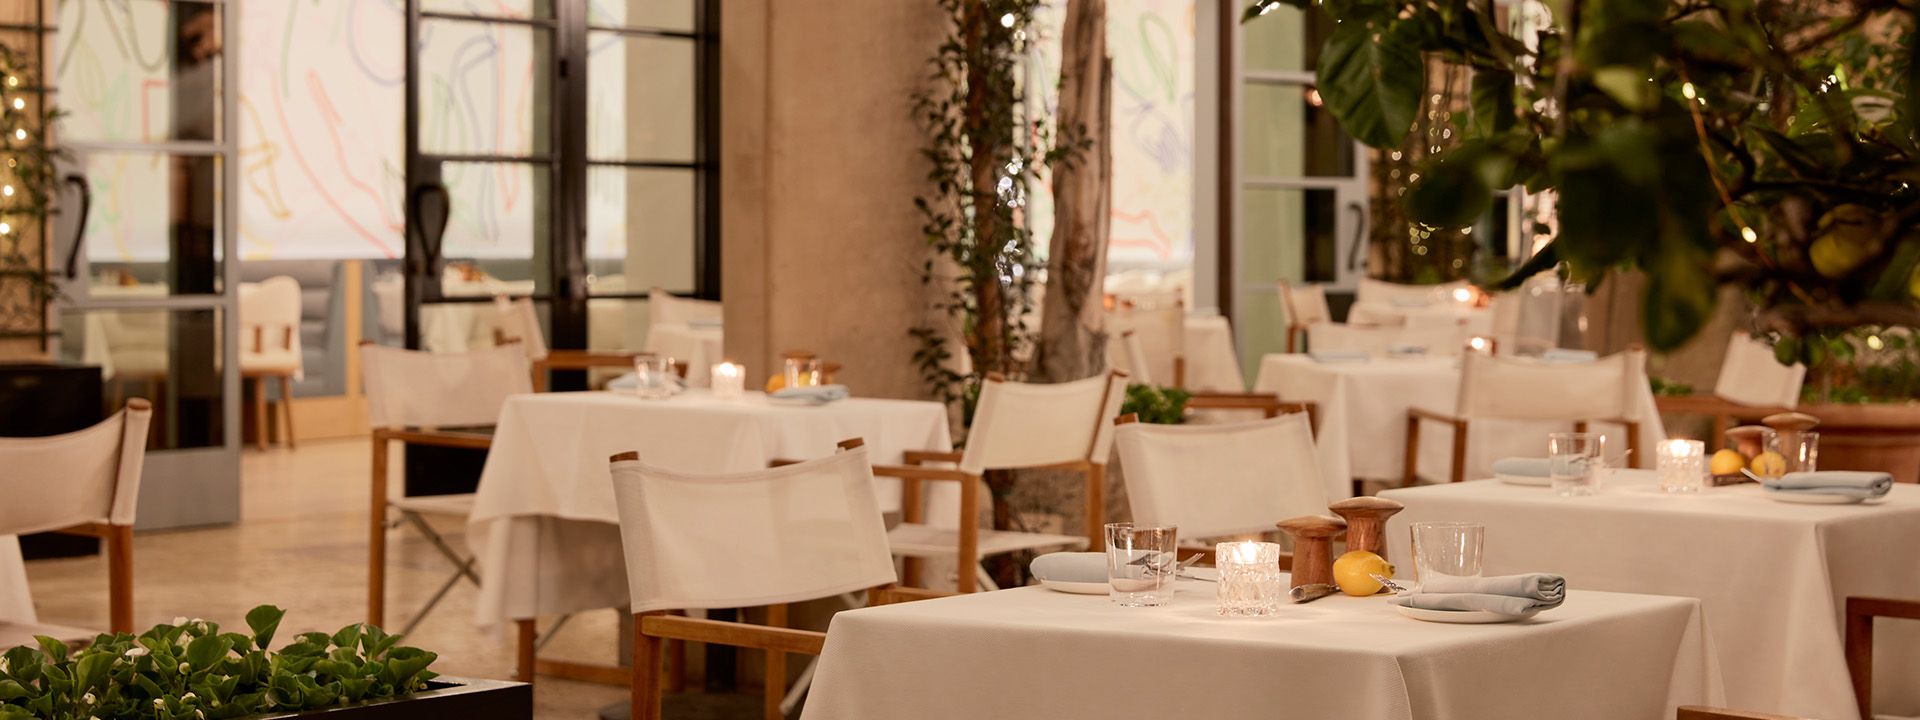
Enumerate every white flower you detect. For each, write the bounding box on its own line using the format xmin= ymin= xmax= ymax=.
xmin=178 ymin=662 xmax=190 ymax=673
xmin=195 ymin=711 xmax=205 ymax=720
xmin=82 ymin=692 xmax=95 ymax=704
xmin=181 ymin=693 xmax=196 ymax=702
xmin=154 ymin=699 xmax=166 ymax=709
xmin=173 ymin=616 xmax=188 ymax=626
xmin=1 ymin=657 xmax=8 ymax=673
xmin=124 ymin=647 xmax=148 ymax=658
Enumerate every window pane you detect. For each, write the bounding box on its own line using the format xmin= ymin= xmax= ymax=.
xmin=422 ymin=0 xmax=554 ymax=20
xmin=437 ymin=161 xmax=549 ymax=296
xmin=587 ymin=32 xmax=694 ymax=162
xmin=54 ymin=0 xmax=223 ymax=143
xmin=589 ymin=0 xmax=695 ymax=31
xmin=55 ymin=306 xmax=224 ymax=450
xmin=1243 ymin=5 xmax=1335 ymax=73
xmin=82 ymin=152 xmax=224 ymax=297
xmin=1242 ymin=82 xmax=1354 ymax=178
xmin=419 ymin=19 xmax=552 ymax=157
xmin=1240 ymin=187 xmax=1336 ymax=286
xmin=586 ymin=166 xmax=694 ymax=294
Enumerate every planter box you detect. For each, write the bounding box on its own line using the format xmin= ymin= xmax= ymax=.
xmin=258 ymin=677 xmax=530 ymax=720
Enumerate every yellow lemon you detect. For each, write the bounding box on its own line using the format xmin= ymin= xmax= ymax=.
xmin=1750 ymin=451 xmax=1787 ymax=479
xmin=1809 ymin=204 xmax=1880 ymax=278
xmin=765 ymin=374 xmax=787 ymax=393
xmin=1332 ymin=550 xmax=1395 ymax=597
xmin=1710 ymin=448 xmax=1748 ymax=476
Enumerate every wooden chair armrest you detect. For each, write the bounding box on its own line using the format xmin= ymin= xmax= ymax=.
xmin=903 ymin=450 xmax=963 ymax=466
xmin=638 ymin=615 xmax=825 ymax=656
xmin=1851 ymin=596 xmax=1920 ymax=621
xmin=375 ymin=427 xmax=495 ymax=449
xmin=1676 ymin=707 xmax=1811 ymax=720
xmin=1407 ymin=407 xmax=1461 ymax=424
xmin=868 ymin=586 xmax=957 ymax=606
xmin=868 ymin=464 xmax=977 ymax=483
xmin=768 ymin=458 xmax=802 ymax=468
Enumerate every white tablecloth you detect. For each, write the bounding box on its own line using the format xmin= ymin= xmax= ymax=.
xmin=1253 ymin=355 xmax=1666 ymax=489
xmin=468 ymin=390 xmax=951 ymax=629
xmin=1183 ymin=315 xmax=1246 ymax=391
xmin=0 ymin=536 xmax=33 ymax=623
xmin=644 ymin=323 xmax=724 ymax=387
xmin=805 ymin=582 xmax=1722 ymax=720
xmin=1380 ymin=479 xmax=1920 ymax=720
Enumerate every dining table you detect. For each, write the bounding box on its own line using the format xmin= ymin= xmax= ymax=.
xmin=644 ymin=322 xmax=724 ymax=387
xmin=466 ymin=389 xmax=952 ymax=630
xmin=1181 ymin=314 xmax=1246 ymax=392
xmin=1253 ymin=354 xmax=1667 ymax=493
xmin=803 ymin=578 xmax=1724 ymax=720
xmin=1381 ymin=476 xmax=1920 ymax=720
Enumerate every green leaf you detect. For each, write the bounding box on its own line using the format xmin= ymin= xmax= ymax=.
xmin=1314 ymin=19 xmax=1424 ymax=148
xmin=1592 ymin=66 xmax=1653 ymax=111
xmin=331 ymin=624 xmax=364 ymax=654
xmin=1404 ymin=156 xmax=1495 ymax=228
xmin=380 ymin=647 xmax=437 ymax=690
xmin=1470 ymin=69 xmax=1517 ymax=135
xmin=32 ymin=636 xmax=68 ymax=664
xmin=246 ymin=606 xmax=286 ymax=652
xmin=0 ymin=679 xmax=30 ymax=701
xmin=1642 ymin=243 xmax=1716 ymax=351
xmin=186 ymin=633 xmax=235 ymax=670
xmin=74 ymin=652 xmax=114 ymax=691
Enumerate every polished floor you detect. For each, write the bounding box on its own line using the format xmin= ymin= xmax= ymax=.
xmin=22 ymin=438 xmax=632 ymax=719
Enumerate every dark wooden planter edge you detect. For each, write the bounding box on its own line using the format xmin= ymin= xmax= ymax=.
xmin=254 ymin=676 xmax=530 ymax=720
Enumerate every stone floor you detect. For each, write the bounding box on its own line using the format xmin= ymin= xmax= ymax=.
xmin=21 ymin=437 xmax=637 ymax=719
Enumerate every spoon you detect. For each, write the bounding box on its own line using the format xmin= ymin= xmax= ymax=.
xmin=1370 ymin=574 xmax=1408 ymax=593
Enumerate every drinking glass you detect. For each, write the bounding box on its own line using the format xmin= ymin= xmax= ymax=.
xmin=1657 ymin=438 xmax=1708 ymax=494
xmin=783 ymin=357 xmax=821 ymax=389
xmin=634 ymin=355 xmax=677 ymax=399
xmin=1215 ymin=541 xmax=1285 ymax=617
xmin=1105 ymin=523 xmax=1178 ymax=607
xmin=1782 ymin=431 xmax=1819 ymax=474
xmin=1548 ymin=432 xmax=1605 ymax=497
xmin=1410 ymin=521 xmax=1484 ymax=584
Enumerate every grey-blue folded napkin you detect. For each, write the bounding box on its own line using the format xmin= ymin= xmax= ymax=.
xmin=770 ymin=384 xmax=850 ymax=403
xmin=1308 ymin=350 xmax=1370 ymax=363
xmin=1539 ymin=349 xmax=1599 ymax=363
xmin=1391 ymin=573 xmax=1567 ymax=614
xmin=1029 ymin=552 xmax=1107 ymax=583
xmin=1762 ymin=471 xmax=1893 ymax=500
xmin=1390 ymin=298 xmax=1432 ymax=308
xmin=1492 ymin=457 xmax=1551 ymax=478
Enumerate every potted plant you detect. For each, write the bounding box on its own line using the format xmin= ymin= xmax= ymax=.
xmin=0 ymin=606 xmax=529 ymax=720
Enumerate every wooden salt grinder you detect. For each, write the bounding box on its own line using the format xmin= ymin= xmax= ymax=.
xmin=1277 ymin=515 xmax=1348 ymax=589
xmin=1329 ymin=497 xmax=1405 ymax=561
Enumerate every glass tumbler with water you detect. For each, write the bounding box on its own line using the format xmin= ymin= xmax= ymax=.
xmin=634 ymin=355 xmax=678 ymax=399
xmin=1410 ymin=521 xmax=1484 ymax=584
xmin=1548 ymin=432 xmax=1605 ymax=497
xmin=783 ymin=356 xmax=821 ymax=389
xmin=1105 ymin=523 xmax=1178 ymax=607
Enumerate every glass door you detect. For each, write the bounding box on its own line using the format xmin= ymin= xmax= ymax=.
xmin=42 ymin=0 xmax=241 ymax=529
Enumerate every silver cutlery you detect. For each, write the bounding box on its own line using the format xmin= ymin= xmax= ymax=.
xmin=1370 ymin=573 xmax=1408 ymax=593
xmin=1289 ymin=583 xmax=1338 ymax=603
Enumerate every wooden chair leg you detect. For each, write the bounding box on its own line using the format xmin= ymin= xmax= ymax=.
xmin=106 ymin=523 xmax=134 ymax=634
xmin=1402 ymin=414 xmax=1422 ymax=488
xmin=252 ymin=376 xmax=268 ymax=451
xmin=634 ymin=613 xmax=664 ymax=720
xmin=666 ymin=634 xmax=687 ymax=692
xmin=1711 ymin=413 xmax=1730 ymax=449
xmin=1847 ymin=601 xmax=1872 ymax=720
xmin=958 ymin=477 xmax=980 ymax=594
xmin=1574 ymin=420 xmax=1589 ymax=434
xmin=278 ymin=374 xmax=297 ymax=449
xmin=1085 ymin=463 xmax=1106 ymax=551
xmin=1286 ymin=331 xmax=1296 ymax=354
xmin=764 ymin=604 xmax=788 ymax=720
xmin=1449 ymin=420 xmax=1469 ymax=484
xmin=515 ymin=618 xmax=538 ymax=684
xmin=1624 ymin=421 xmax=1641 ymax=469
xmin=369 ymin=434 xmax=388 ymax=628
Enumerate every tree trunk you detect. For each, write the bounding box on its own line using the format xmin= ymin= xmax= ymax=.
xmin=963 ymin=0 xmax=1008 ymax=377
xmin=1036 ymin=0 xmax=1113 ymax=384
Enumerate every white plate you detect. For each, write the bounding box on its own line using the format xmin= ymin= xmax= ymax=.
xmin=1396 ymin=605 xmax=1543 ymax=624
xmin=1038 ymin=579 xmax=1109 ymax=595
xmin=1496 ymin=473 xmax=1550 ymax=487
xmin=1763 ymin=490 xmax=1870 ymax=505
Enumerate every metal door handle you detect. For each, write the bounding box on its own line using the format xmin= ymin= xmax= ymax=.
xmin=63 ymin=174 xmax=91 ymax=280
xmin=409 ymin=182 xmax=450 ymax=277
xmin=1345 ymin=201 xmax=1367 ymax=272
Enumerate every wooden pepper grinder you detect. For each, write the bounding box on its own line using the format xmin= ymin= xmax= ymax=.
xmin=1277 ymin=515 xmax=1347 ymax=590
xmin=1329 ymin=497 xmax=1405 ymax=561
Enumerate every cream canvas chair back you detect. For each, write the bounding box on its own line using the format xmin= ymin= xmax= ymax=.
xmin=360 ymin=343 xmax=533 ymax=430
xmin=608 ymin=446 xmax=896 ymax=613
xmin=1278 ymin=280 xmax=1331 ymax=327
xmin=1107 ymin=302 xmax=1183 ymax=386
xmin=1114 ymin=413 xmax=1327 ymax=538
xmin=1105 ymin=330 xmax=1156 ymax=386
xmin=0 ymin=400 xmax=152 ymax=536
xmin=649 ymin=286 xmax=723 ymax=325
xmin=1356 ymin=278 xmax=1469 ymax=305
xmin=1307 ymin=322 xmax=1467 ymax=356
xmin=491 ymin=296 xmax=550 ymax=361
xmin=238 ymin=275 xmax=305 ymax=377
xmin=959 ymin=372 xmax=1128 ymax=475
xmin=1715 ymin=332 xmax=1804 ymax=409
xmin=1456 ymin=349 xmax=1646 ymax=421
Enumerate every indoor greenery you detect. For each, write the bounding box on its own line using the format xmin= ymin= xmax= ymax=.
xmin=0 ymin=606 xmax=438 ymax=720
xmin=1245 ymin=0 xmax=1918 ymax=356
xmin=1119 ymin=384 xmax=1192 ymax=425
xmin=0 ymin=39 xmax=63 ymax=341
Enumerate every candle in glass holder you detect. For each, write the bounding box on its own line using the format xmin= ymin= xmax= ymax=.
xmin=1215 ymin=541 xmax=1285 ymax=617
xmin=1465 ymin=336 xmax=1493 ymax=355
xmin=712 ymin=361 xmax=745 ymax=399
xmin=1657 ymin=438 xmax=1707 ymax=494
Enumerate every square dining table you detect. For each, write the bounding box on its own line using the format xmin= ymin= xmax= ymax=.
xmin=803 ymin=579 xmax=1723 ymax=720
xmin=1381 ymin=477 xmax=1920 ymax=720
xmin=465 ymin=389 xmax=951 ymax=630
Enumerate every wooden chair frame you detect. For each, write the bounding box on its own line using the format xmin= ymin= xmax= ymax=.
xmin=1652 ymin=395 xmax=1794 ymax=449
xmin=1112 ymin=412 xmax=1305 ymax=567
xmin=1676 ymin=707 xmax=1812 ymax=720
xmin=1846 ymin=596 xmax=1920 ymax=720
xmin=1184 ymin=393 xmax=1317 ymax=426
xmin=1403 ymin=411 xmax=1641 ymax=486
xmin=242 ymin=323 xmax=298 ymax=450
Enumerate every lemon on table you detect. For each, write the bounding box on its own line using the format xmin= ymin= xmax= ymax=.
xmin=1750 ymin=451 xmax=1787 ymax=479
xmin=765 ymin=374 xmax=786 ymax=393
xmin=1332 ymin=550 xmax=1395 ymax=597
xmin=1710 ymin=448 xmax=1748 ymax=476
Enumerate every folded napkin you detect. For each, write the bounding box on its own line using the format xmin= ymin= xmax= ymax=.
xmin=1389 ymin=298 xmax=1432 ymax=308
xmin=770 ymin=384 xmax=850 ymax=403
xmin=1308 ymin=351 xmax=1370 ymax=363
xmin=1391 ymin=573 xmax=1567 ymax=615
xmin=1539 ymin=349 xmax=1599 ymax=363
xmin=1762 ymin=471 xmax=1893 ymax=500
xmin=1386 ymin=344 xmax=1430 ymax=357
xmin=607 ymin=372 xmax=687 ymax=394
xmin=687 ymin=319 xmax=724 ymax=329
xmin=1029 ymin=552 xmax=1108 ymax=584
xmin=1491 ymin=457 xmax=1551 ymax=478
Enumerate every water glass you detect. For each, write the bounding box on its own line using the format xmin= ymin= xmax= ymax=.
xmin=1782 ymin=431 xmax=1819 ymax=474
xmin=1657 ymin=439 xmax=1708 ymax=494
xmin=634 ymin=355 xmax=677 ymax=399
xmin=1214 ymin=541 xmax=1285 ymax=617
xmin=783 ymin=357 xmax=821 ymax=389
xmin=1105 ymin=523 xmax=1178 ymax=607
xmin=1411 ymin=521 xmax=1484 ymax=584
xmin=1548 ymin=432 xmax=1605 ymax=497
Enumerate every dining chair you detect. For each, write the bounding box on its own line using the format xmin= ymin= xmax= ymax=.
xmin=1846 ymin=595 xmax=1920 ymax=720
xmin=0 ymin=399 xmax=152 ymax=645
xmin=1355 ymin=277 xmax=1471 ymax=306
xmin=1654 ymin=332 xmax=1804 ymax=444
xmin=1112 ymin=412 xmax=1324 ymax=564
xmin=610 ymin=443 xmax=941 ymax=720
xmin=649 ymin=286 xmax=724 ymax=325
xmin=1106 ymin=296 xmax=1186 ymax=388
xmin=238 ymin=275 xmax=303 ymax=450
xmin=1119 ymin=330 xmax=1317 ymax=424
xmin=1278 ymin=280 xmax=1332 ymax=353
xmin=490 ymin=296 xmax=550 ymax=361
xmin=1675 ymin=708 xmax=1812 ymax=720
xmin=1308 ymin=321 xmax=1470 ymax=357
xmin=1404 ymin=349 xmax=1648 ymax=486
xmin=359 ymin=340 xmax=532 ymax=634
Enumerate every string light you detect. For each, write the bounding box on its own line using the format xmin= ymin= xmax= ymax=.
xmin=12 ymin=129 xmax=22 ymax=140
xmin=2 ymin=186 xmax=12 ymax=196
xmin=0 ymin=223 xmax=11 ymax=235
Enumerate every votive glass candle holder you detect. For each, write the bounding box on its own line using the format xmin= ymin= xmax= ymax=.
xmin=1215 ymin=541 xmax=1285 ymax=617
xmin=712 ymin=361 xmax=745 ymax=400
xmin=1657 ymin=438 xmax=1708 ymax=494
